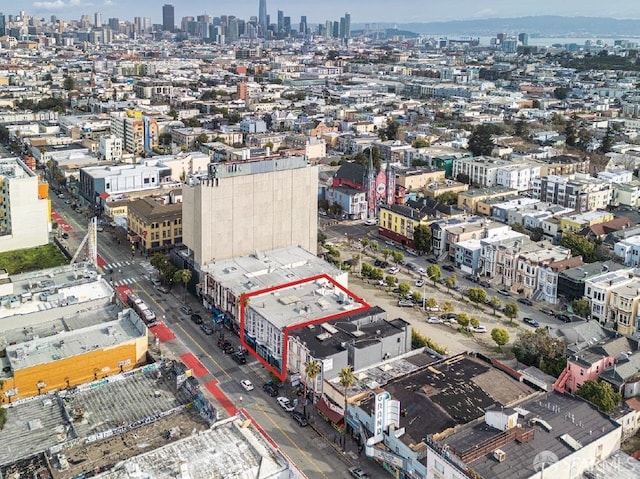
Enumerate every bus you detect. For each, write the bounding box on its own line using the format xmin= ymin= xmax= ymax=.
xmin=126 ymin=293 xmax=157 ymax=325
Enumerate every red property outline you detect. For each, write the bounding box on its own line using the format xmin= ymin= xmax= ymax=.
xmin=239 ymin=273 xmax=370 ymax=382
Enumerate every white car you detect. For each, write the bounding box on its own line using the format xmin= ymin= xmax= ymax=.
xmin=418 ymin=267 xmax=427 ymax=275
xmin=388 ymin=267 xmax=399 ymax=274
xmin=427 ymin=316 xmax=443 ymax=324
xmin=240 ymin=379 xmax=254 ymax=391
xmin=277 ymin=396 xmax=295 ymax=412
xmin=469 ymin=325 xmax=487 ymax=333
xmin=415 ymin=279 xmax=424 ymax=287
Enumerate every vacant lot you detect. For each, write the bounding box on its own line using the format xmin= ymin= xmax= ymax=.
xmin=0 ymin=243 xmax=68 ymax=274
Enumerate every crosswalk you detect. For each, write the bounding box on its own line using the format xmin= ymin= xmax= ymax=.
xmin=113 ymin=277 xmax=140 ymax=287
xmin=104 ymin=260 xmax=133 ymax=270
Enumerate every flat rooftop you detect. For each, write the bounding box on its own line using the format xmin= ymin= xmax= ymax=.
xmin=5 ymin=309 xmax=145 ymax=371
xmin=202 ymin=246 xmax=344 ymax=295
xmin=96 ymin=416 xmax=295 ymax=479
xmin=251 ymin=275 xmax=365 ymax=330
xmin=359 ymin=354 xmax=535 ymax=448
xmin=442 ymin=391 xmax=620 ymax=479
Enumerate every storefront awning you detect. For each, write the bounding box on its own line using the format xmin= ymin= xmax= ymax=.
xmin=316 ymin=398 xmax=344 ymax=425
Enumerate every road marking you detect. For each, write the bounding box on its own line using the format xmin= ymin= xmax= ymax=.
xmin=174 ymin=323 xmax=231 ymax=379
xmin=254 ymin=402 xmax=330 ymax=478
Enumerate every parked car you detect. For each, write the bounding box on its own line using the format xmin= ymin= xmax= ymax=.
xmin=540 ymin=307 xmax=555 ymax=316
xmin=444 ymin=313 xmax=458 ymax=320
xmin=415 ymin=279 xmax=424 ymax=287
xmin=348 ymin=467 xmax=370 ymax=479
xmin=263 ymin=383 xmax=279 ymax=397
xmin=398 ymin=300 xmax=414 ymax=307
xmin=418 ymin=267 xmax=427 ymax=275
xmin=498 ymin=289 xmax=511 ymax=297
xmin=364 ymin=218 xmax=377 ymax=226
xmin=240 ymin=379 xmax=254 ymax=391
xmin=156 ymin=285 xmax=169 ymax=294
xmin=443 ymin=265 xmax=455 ymax=272
xmin=180 ymin=305 xmax=193 ymax=315
xmin=217 ymin=338 xmax=231 ymax=349
xmin=200 ymin=323 xmax=214 ymax=335
xmin=556 ymin=314 xmax=572 ymax=323
xmin=232 ymin=352 xmax=247 ymax=364
xmin=518 ymin=298 xmax=533 ymax=306
xmin=291 ymin=411 xmax=309 ymax=427
xmin=464 ymin=275 xmax=478 ymax=283
xmin=469 ymin=325 xmax=487 ymax=333
xmin=191 ymin=314 xmax=203 ymax=325
xmin=523 ymin=317 xmax=539 ymax=328
xmin=276 ymin=396 xmax=295 ymax=412
xmin=427 ymin=316 xmax=443 ymax=324
xmin=426 ymin=258 xmax=437 ymax=264
xmin=151 ymin=278 xmax=162 ymax=287
xmin=478 ymin=280 xmax=491 ymax=288
xmin=388 ymin=266 xmax=399 ymax=274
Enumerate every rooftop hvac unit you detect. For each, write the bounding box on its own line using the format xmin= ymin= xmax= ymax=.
xmin=493 ymin=449 xmax=506 ymax=463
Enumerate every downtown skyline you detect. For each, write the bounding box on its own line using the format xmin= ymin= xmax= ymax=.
xmin=26 ymin=0 xmax=640 ymax=25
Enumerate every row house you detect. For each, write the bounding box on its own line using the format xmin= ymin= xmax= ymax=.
xmin=612 ymin=181 xmax=640 ymax=208
xmin=536 ymin=154 xmax=590 ymax=176
xmin=513 ymin=245 xmax=572 ymax=298
xmin=431 ymin=218 xmax=509 ymax=262
xmin=328 ymin=185 xmax=367 ymax=220
xmin=477 ymin=229 xmax=529 ymax=287
xmin=532 ymin=174 xmax=613 ymax=212
xmin=454 ymin=238 xmax=482 ymax=274
xmin=614 ymin=235 xmax=640 ymax=267
xmin=560 ymin=211 xmax=614 ymax=233
xmin=584 ymin=267 xmax=638 ymax=327
xmin=536 ymin=255 xmax=584 ymax=305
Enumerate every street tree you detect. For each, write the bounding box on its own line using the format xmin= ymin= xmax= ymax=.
xmin=173 ymin=268 xmax=192 ymax=303
xmin=576 ymin=380 xmax=621 ymax=413
xmin=491 ymin=328 xmax=510 ymax=351
xmin=468 ymin=287 xmax=487 ymax=306
xmin=469 ymin=317 xmax=480 ymax=328
xmin=398 ymin=282 xmax=411 ymax=297
xmin=412 ymin=291 xmax=423 ymax=304
xmin=444 ymin=275 xmax=457 ymax=291
xmin=381 ymin=248 xmax=392 ymax=261
xmin=489 ymin=296 xmax=501 ymax=315
xmin=427 ymin=264 xmax=441 ymax=285
xmin=514 ymin=115 xmax=529 ymax=139
xmin=338 ymin=367 xmax=356 ymax=450
xmin=304 ymin=360 xmax=322 ymax=415
xmin=413 ymin=224 xmax=432 ymax=254
xmin=392 ymin=251 xmax=404 ymax=265
xmin=442 ymin=302 xmax=453 ymax=315
xmin=504 ymin=302 xmax=519 ymax=324
xmin=361 ymin=263 xmax=373 ymax=278
xmin=426 ymin=297 xmax=437 ymax=309
xmin=360 ymin=238 xmax=370 ymax=251
xmin=456 ymin=313 xmax=470 ymax=329
xmin=385 ymin=275 xmax=397 ymax=289
xmin=572 ymin=298 xmax=591 ymax=319
xmin=371 ymin=268 xmax=384 ymax=280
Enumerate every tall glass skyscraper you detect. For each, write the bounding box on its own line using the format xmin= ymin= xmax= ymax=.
xmin=258 ymin=0 xmax=267 ymax=36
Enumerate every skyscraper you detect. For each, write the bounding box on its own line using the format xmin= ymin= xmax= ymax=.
xmin=162 ymin=4 xmax=174 ymax=32
xmin=258 ymin=0 xmax=267 ymax=36
xmin=94 ymin=12 xmax=102 ymax=27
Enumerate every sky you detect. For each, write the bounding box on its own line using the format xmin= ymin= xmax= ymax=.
xmin=24 ymin=0 xmax=640 ymax=25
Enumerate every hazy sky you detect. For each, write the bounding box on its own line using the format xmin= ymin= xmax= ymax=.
xmin=26 ymin=0 xmax=640 ymax=24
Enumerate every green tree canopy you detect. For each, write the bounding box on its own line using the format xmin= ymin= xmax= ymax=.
xmin=468 ymin=124 xmax=499 ymax=156
xmin=436 ymin=190 xmax=459 ymax=206
xmin=444 ymin=275 xmax=456 ymax=291
xmin=468 ymin=287 xmax=487 ymax=305
xmin=413 ymin=224 xmax=432 ymax=254
xmin=504 ymin=302 xmax=519 ymax=323
xmin=489 ymin=296 xmax=501 ymax=314
xmin=572 ymin=298 xmax=591 ymax=318
xmin=426 ymin=264 xmax=441 ymax=285
xmin=398 ymin=282 xmax=411 ymax=297
xmin=513 ymin=328 xmax=567 ymax=377
xmin=576 ymin=380 xmax=621 ymax=413
xmin=491 ymin=328 xmax=510 ymax=350
xmin=561 ymin=232 xmax=595 ymax=262
xmin=456 ymin=313 xmax=470 ymax=328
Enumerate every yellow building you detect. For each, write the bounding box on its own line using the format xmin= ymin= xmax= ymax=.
xmin=128 ymin=196 xmax=183 ymax=252
xmin=104 ymin=199 xmax=129 ymax=219
xmin=560 ymin=211 xmax=614 ymax=233
xmin=379 ymin=203 xmax=431 ymax=248
xmin=457 ymin=186 xmax=517 ymax=214
xmin=1 ymin=310 xmax=148 ymax=401
xmin=395 ymin=168 xmax=446 ymax=192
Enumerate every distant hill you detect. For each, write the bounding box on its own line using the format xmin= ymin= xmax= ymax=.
xmin=353 ymin=16 xmax=640 ymax=37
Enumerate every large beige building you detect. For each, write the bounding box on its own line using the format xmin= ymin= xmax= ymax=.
xmin=183 ymin=156 xmax=318 ymax=269
xmin=0 ymin=158 xmax=49 ymax=252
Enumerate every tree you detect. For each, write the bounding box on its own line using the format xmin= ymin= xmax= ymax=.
xmin=413 ymin=224 xmax=432 ymax=254
xmin=360 ymin=238 xmax=370 ymax=251
xmin=514 ymin=115 xmax=529 ymax=139
xmin=599 ymin=126 xmax=614 ymax=153
xmin=491 ymin=328 xmax=510 ymax=351
xmin=413 ymin=138 xmax=429 ymax=148
xmin=512 ymin=328 xmax=566 ymax=377
xmin=398 ymin=282 xmax=411 ymax=297
xmin=572 ymin=298 xmax=591 ymax=319
xmin=63 ymin=75 xmax=75 ymax=91
xmin=304 ymin=360 xmax=321 ymax=415
xmin=504 ymin=302 xmax=519 ymax=324
xmin=468 ymin=124 xmax=496 ymax=156
xmin=469 ymin=317 xmax=480 ymax=328
xmin=392 ymin=251 xmax=404 ymax=265
xmin=436 ymin=191 xmax=459 ymax=206
xmin=173 ymin=268 xmax=192 ymax=303
xmin=561 ymin=232 xmax=595 ymax=262
xmin=565 ymin=115 xmax=578 ymax=148
xmin=381 ymin=248 xmax=392 ymax=261
xmin=195 ymin=133 xmax=209 ymax=146
xmin=426 ymin=297 xmax=437 ymax=309
xmin=361 ymin=263 xmax=373 ymax=278
xmin=468 ymin=287 xmax=487 ymax=306
xmin=412 ymin=291 xmax=423 ymax=304
xmin=442 ymin=301 xmax=453 ymax=314
xmin=426 ymin=264 xmax=441 ymax=285
xmin=385 ymin=275 xmax=397 ymax=289
xmin=444 ymin=275 xmax=456 ymax=291
xmin=456 ymin=313 xmax=470 ymax=329
xmin=338 ymin=367 xmax=356 ymax=449
xmin=553 ymin=87 xmax=571 ymax=100
xmin=489 ymin=296 xmax=501 ymax=315
xmin=184 ymin=117 xmax=201 ymax=128
xmin=576 ymin=380 xmax=621 ymax=413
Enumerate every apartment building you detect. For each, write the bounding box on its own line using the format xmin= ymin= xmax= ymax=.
xmin=452 ymin=156 xmax=511 ymax=188
xmin=584 ymin=267 xmax=636 ymax=325
xmin=133 ymin=79 xmax=173 ymax=100
xmin=328 ymin=185 xmax=367 ymax=220
xmin=609 ymin=281 xmax=640 ymax=336
xmin=457 ymin=185 xmax=516 ymax=214
xmin=110 ymin=111 xmax=159 ymax=155
xmin=614 ymin=235 xmax=640 ymax=266
xmin=182 ymin=156 xmax=318 ymax=270
xmin=127 ymin=196 xmax=183 ymax=253
xmin=532 ymin=174 xmax=613 ymax=212
xmin=432 ymin=218 xmax=510 ymax=262
xmin=170 ymin=127 xmax=216 ymax=150
xmin=536 ymin=255 xmax=585 ymax=305
xmin=393 ymin=166 xmax=446 ymax=192
xmin=612 ymin=181 xmax=640 ymax=207
xmin=0 ymin=158 xmax=49 ymax=252
xmin=98 ymin=134 xmax=123 ymax=162
xmin=560 ymin=211 xmax=614 ymax=233
xmin=495 ymin=162 xmax=541 ymax=191
xmin=477 ymin=229 xmax=528 ymax=285
xmin=514 ymin=245 xmax=572 ymax=298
